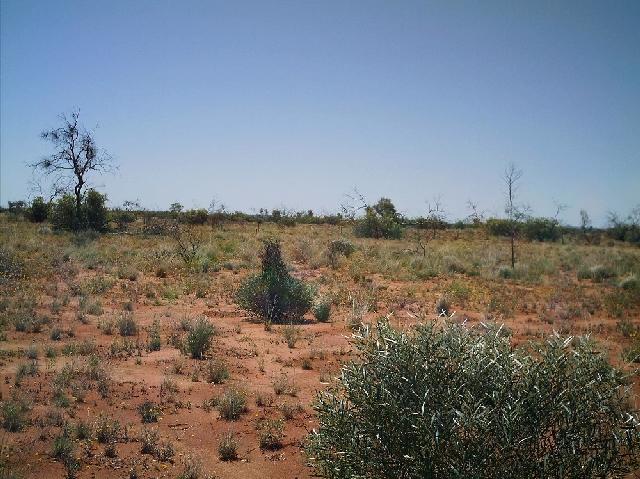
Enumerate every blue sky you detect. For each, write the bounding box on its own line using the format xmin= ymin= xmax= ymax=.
xmin=1 ymin=0 xmax=638 ymax=225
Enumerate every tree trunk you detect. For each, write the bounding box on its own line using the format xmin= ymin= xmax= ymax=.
xmin=510 ymin=233 xmax=515 ymax=268
xmin=74 ymin=182 xmax=83 ymax=230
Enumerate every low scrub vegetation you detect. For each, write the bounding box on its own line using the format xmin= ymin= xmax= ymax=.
xmin=307 ymin=320 xmax=640 ymax=479
xmin=236 ymin=240 xmax=314 ymax=324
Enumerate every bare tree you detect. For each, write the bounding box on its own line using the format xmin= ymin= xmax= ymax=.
xmin=31 ymin=110 xmax=113 ymax=220
xmin=503 ymin=163 xmax=527 ymax=269
xmin=465 ymin=200 xmax=485 ymax=226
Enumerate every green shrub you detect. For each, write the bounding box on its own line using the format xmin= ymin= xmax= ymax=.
xmin=236 ymin=240 xmax=314 ymax=324
xmin=354 ymin=199 xmax=403 ymax=239
xmin=217 ymin=388 xmax=247 ymax=420
xmin=1 ymin=399 xmax=30 ymax=432
xmin=51 ymin=194 xmax=80 ymax=231
xmin=205 ymin=358 xmax=229 ymax=384
xmin=84 ymin=189 xmax=108 ymax=232
xmin=307 ymin=320 xmax=640 ymax=479
xmin=281 ymin=323 xmax=300 ymax=348
xmin=95 ymin=414 xmax=120 ymax=444
xmin=328 ymin=239 xmax=355 ymax=267
xmin=184 ymin=209 xmax=209 ymax=225
xmin=485 ymin=217 xmax=516 ymax=237
xmin=522 ymin=217 xmax=561 ymax=242
xmin=258 ymin=419 xmax=284 ymax=450
xmin=218 ymin=433 xmax=238 ymax=461
xmin=620 ymin=275 xmax=639 ymax=291
xmin=147 ymin=320 xmax=161 ymax=351
xmin=29 ymin=196 xmax=49 ymax=223
xmin=138 ymin=401 xmax=161 ymax=423
xmin=313 ymin=300 xmax=332 ymax=322
xmin=185 ymin=317 xmax=216 ymax=359
xmin=117 ymin=312 xmax=138 ymax=336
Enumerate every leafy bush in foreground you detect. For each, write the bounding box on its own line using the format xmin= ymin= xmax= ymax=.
xmin=236 ymin=240 xmax=314 ymax=324
xmin=307 ymin=320 xmax=640 ymax=479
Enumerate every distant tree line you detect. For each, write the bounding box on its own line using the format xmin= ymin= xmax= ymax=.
xmin=3 ymin=195 xmax=639 ymax=247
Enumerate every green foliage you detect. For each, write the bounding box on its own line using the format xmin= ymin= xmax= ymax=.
xmin=117 ymin=312 xmax=138 ymax=336
xmin=1 ymin=399 xmax=30 ymax=432
xmin=217 ymin=388 xmax=247 ymax=420
xmin=51 ymin=195 xmax=80 ymax=231
xmin=236 ymin=240 xmax=314 ymax=324
xmin=147 ymin=319 xmax=161 ymax=351
xmin=313 ymin=299 xmax=332 ymax=322
xmin=522 ymin=217 xmax=561 ymax=242
xmin=138 ymin=401 xmax=161 ymax=423
xmin=205 ymin=358 xmax=229 ymax=384
xmin=354 ymin=198 xmax=403 ymax=239
xmin=84 ymin=189 xmax=108 ymax=231
xmin=307 ymin=320 xmax=640 ymax=479
xmin=184 ymin=209 xmax=209 ymax=225
xmin=328 ymin=239 xmax=355 ymax=267
xmin=185 ymin=317 xmax=216 ymax=359
xmin=607 ymin=207 xmax=640 ymax=244
xmin=29 ymin=196 xmax=49 ymax=223
xmin=218 ymin=433 xmax=238 ymax=461
xmin=50 ymin=190 xmax=108 ymax=231
xmin=0 ymin=247 xmax=24 ymax=286
xmin=485 ymin=218 xmax=514 ymax=237
xmin=95 ymin=414 xmax=120 ymax=444
xmin=259 ymin=419 xmax=284 ymax=450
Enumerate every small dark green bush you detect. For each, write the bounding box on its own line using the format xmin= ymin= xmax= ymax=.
xmin=522 ymin=217 xmax=561 ymax=242
xmin=29 ymin=196 xmax=49 ymax=223
xmin=185 ymin=317 xmax=216 ymax=359
xmin=95 ymin=415 xmax=121 ymax=444
xmin=117 ymin=312 xmax=138 ymax=336
xmin=51 ymin=195 xmax=80 ymax=231
xmin=236 ymin=240 xmax=314 ymax=324
xmin=313 ymin=300 xmax=332 ymax=322
xmin=1 ymin=399 xmax=30 ymax=432
xmin=328 ymin=239 xmax=355 ymax=267
xmin=485 ymin=218 xmax=515 ymax=237
xmin=307 ymin=320 xmax=640 ymax=479
xmin=147 ymin=320 xmax=161 ymax=351
xmin=138 ymin=401 xmax=161 ymax=423
xmin=84 ymin=189 xmax=108 ymax=232
xmin=184 ymin=209 xmax=209 ymax=225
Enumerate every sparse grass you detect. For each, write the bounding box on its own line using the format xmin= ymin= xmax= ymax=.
xmin=281 ymin=323 xmax=300 ymax=348
xmin=272 ymin=373 xmax=298 ymax=396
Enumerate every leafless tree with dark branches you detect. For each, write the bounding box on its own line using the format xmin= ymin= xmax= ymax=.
xmin=30 ymin=110 xmax=114 ymax=220
xmin=503 ymin=163 xmax=528 ymax=269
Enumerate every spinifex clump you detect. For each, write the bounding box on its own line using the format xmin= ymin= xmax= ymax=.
xmin=236 ymin=240 xmax=314 ymax=324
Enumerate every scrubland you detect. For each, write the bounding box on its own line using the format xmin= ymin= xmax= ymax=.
xmin=1 ymin=217 xmax=639 ymax=478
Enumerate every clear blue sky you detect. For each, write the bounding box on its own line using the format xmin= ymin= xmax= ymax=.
xmin=1 ymin=0 xmax=639 ymax=225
